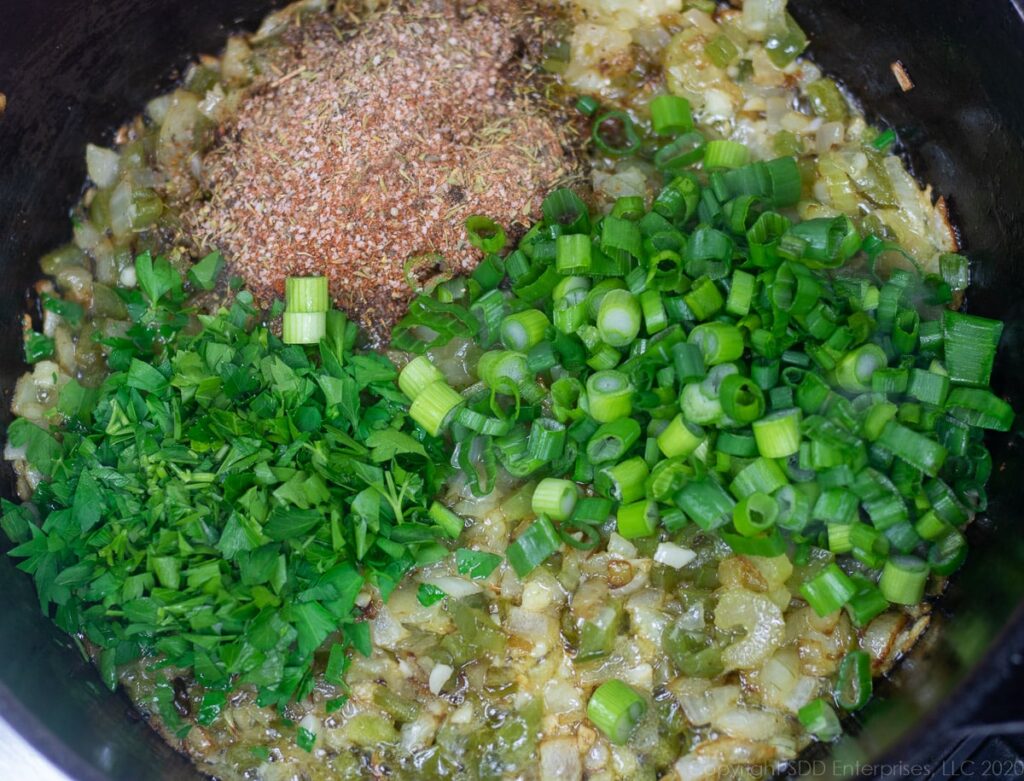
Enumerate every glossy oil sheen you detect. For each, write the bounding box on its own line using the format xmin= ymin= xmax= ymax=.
xmin=1 ymin=1 xmax=1023 ymax=779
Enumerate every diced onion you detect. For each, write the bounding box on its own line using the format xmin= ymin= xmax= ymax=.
xmin=540 ymin=736 xmax=584 ymax=781
xmin=421 ymin=576 xmax=481 ymax=599
xmin=86 ymin=144 xmax=120 ymax=189
xmin=816 ymin=121 xmax=845 ymax=155
xmin=715 ymin=589 xmax=785 ymax=670
xmin=653 ymin=542 xmax=696 ymax=569
xmin=428 ymin=663 xmax=454 ymax=695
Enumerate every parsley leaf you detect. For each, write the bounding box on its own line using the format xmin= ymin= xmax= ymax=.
xmin=135 ymin=251 xmax=181 ymax=305
xmin=417 ymin=583 xmax=447 ymax=607
xmin=24 ymin=332 xmax=54 ymax=364
xmin=296 ymin=726 xmax=317 ymax=752
xmin=455 ymin=548 xmax=503 ymax=579
xmin=71 ymin=471 xmax=102 ymax=533
xmin=365 ymin=428 xmax=427 ymax=461
xmin=290 ymin=602 xmax=337 ymax=658
xmin=42 ymin=295 xmax=84 ymax=328
xmin=188 ymin=251 xmax=225 ymax=291
xmin=196 ymin=691 xmax=227 ymax=726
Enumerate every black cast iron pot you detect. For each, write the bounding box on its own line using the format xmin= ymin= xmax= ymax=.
xmin=1 ymin=2 xmax=1023 ymax=779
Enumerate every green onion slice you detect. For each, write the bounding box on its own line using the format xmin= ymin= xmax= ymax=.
xmin=587 ymin=680 xmax=647 ymax=744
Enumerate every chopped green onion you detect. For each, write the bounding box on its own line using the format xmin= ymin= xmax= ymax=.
xmin=945 ymin=387 xmax=1015 ymax=431
xmin=879 ymin=555 xmax=929 ymax=605
xmin=597 ymin=289 xmax=642 ymax=347
xmin=845 ymin=579 xmax=889 ymax=627
xmin=656 ymin=414 xmax=704 ymax=458
xmin=612 ymin=196 xmax=646 ymax=221
xmin=587 ymin=679 xmax=647 ymax=745
xmin=703 ymin=139 xmax=750 ymax=170
xmin=428 ymin=501 xmax=464 ymax=538
xmin=788 ymin=215 xmax=861 ymax=268
xmin=800 ymin=562 xmax=857 ymax=617
xmin=726 ymin=269 xmax=756 ymax=317
xmin=871 ymin=128 xmax=897 ymax=152
xmin=717 ymin=430 xmax=759 ymax=457
xmin=506 ymin=516 xmax=562 ymax=577
xmin=772 ymin=262 xmax=822 ymax=316
xmin=586 ymin=279 xmax=626 ymax=320
xmin=398 ymin=355 xmax=444 ymax=400
xmin=673 ymin=342 xmax=707 ymax=382
xmin=773 ymin=485 xmax=812 ymax=533
xmin=285 ymin=276 xmax=329 ymax=313
xmin=676 ymin=479 xmax=735 ymax=530
xmin=688 ymin=322 xmax=744 ymax=365
xmin=553 ymin=290 xmax=588 ymax=334
xmin=478 ymin=350 xmax=530 ymax=388
xmin=575 ymin=95 xmax=600 ymax=117
xmin=592 ymin=110 xmax=642 ymax=157
xmin=408 ymin=381 xmax=464 ymax=437
xmin=528 ymin=418 xmax=567 ymax=462
xmin=586 ymin=344 xmax=621 ymax=371
xmin=835 ymin=650 xmax=872 ymax=711
xmin=617 ymin=499 xmax=659 ymax=539
xmin=501 ymin=309 xmax=550 ymax=351
xmin=876 ymin=421 xmax=947 ymax=477
xmin=834 ymin=344 xmax=888 ymax=393
xmin=752 ymin=409 xmax=802 ymax=458
xmin=282 ymin=311 xmax=327 ymax=344
xmin=654 ymin=133 xmax=706 ymax=173
xmin=686 ymin=226 xmax=733 ymax=277
xmin=586 ymin=370 xmax=633 ymax=423
xmin=465 ymin=215 xmax=506 ymax=253
xmin=942 ymin=310 xmax=1003 ymax=387
xmin=721 ymin=528 xmax=786 ymax=556
xmin=572 ymin=497 xmax=614 ymax=528
xmin=731 ymin=457 xmax=788 ymax=499
xmin=544 ymin=188 xmax=592 ymax=234
xmin=649 ymin=94 xmax=694 ymax=136
xmin=556 ymin=234 xmax=593 ymax=275
xmin=683 ymin=276 xmax=725 ymax=321
xmin=680 ymin=382 xmax=723 ymax=424
xmin=588 ymin=418 xmax=642 ymax=464
xmin=798 ymin=699 xmax=841 ymax=741
xmin=907 ymin=368 xmax=950 ymax=407
xmin=815 ymin=489 xmax=858 ymax=526
xmin=640 ymin=289 xmax=668 ymax=334
xmin=928 ymin=529 xmax=967 ymax=576
xmin=733 ymin=492 xmax=779 ymax=536
xmin=719 ymin=375 xmax=766 ymax=423
xmin=596 ymin=457 xmax=650 ymax=504
xmin=532 ymin=478 xmax=579 ymax=521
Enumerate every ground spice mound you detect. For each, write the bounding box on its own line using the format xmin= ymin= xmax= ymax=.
xmin=185 ymin=0 xmax=578 ymax=343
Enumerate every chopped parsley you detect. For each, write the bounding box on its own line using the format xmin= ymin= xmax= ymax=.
xmin=455 ymin=548 xmax=503 ymax=579
xmin=3 ymin=254 xmax=453 ymax=705
xmin=416 ymin=583 xmax=447 ymax=607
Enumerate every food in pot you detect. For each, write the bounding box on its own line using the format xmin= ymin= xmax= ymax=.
xmin=183 ymin=0 xmax=577 ymax=344
xmin=1 ymin=0 xmax=1012 ymax=780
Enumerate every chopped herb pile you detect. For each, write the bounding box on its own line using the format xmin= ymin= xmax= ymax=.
xmin=3 ymin=254 xmax=453 ymax=706
xmin=393 ymin=93 xmax=1014 ymax=624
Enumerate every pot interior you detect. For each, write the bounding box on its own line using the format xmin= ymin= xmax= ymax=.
xmin=1 ymin=1 xmax=1023 ymax=778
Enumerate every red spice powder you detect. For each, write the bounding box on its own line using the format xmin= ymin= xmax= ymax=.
xmin=184 ymin=0 xmax=578 ymax=344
